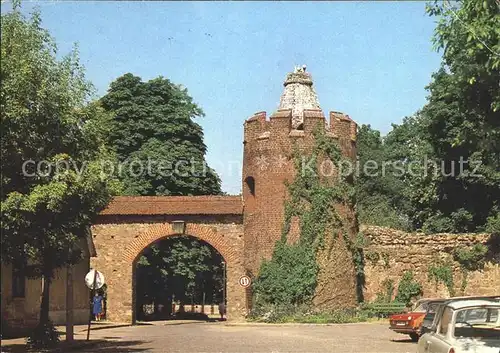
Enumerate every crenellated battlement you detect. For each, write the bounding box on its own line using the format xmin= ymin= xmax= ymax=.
xmin=244 ymin=109 xmax=357 ymax=144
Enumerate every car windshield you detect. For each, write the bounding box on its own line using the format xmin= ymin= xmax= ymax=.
xmin=454 ymin=307 xmax=500 ymax=339
xmin=426 ymin=302 xmax=441 ymax=313
xmin=413 ymin=301 xmax=429 ymax=312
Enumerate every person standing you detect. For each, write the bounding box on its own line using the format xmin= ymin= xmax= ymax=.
xmin=92 ymin=292 xmax=103 ymax=321
xmin=218 ymin=302 xmax=226 ymax=321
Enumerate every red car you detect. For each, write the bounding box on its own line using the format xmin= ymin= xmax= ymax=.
xmin=389 ymin=298 xmax=435 ymax=342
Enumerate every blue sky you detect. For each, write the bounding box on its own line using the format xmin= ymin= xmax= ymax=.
xmin=4 ymin=1 xmax=442 ymax=194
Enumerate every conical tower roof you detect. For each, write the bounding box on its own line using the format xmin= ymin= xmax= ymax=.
xmin=278 ymin=65 xmax=321 ymax=129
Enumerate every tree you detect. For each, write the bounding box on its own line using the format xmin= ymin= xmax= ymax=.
xmin=1 ymin=4 xmax=119 ymax=347
xmin=357 ymin=0 xmax=500 ymax=234
xmin=420 ymin=0 xmax=500 ymax=232
xmin=355 ymin=124 xmax=413 ymax=230
xmin=100 ymin=74 xmax=222 ymax=196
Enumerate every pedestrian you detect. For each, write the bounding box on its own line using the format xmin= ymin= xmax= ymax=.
xmin=218 ymin=302 xmax=226 ymax=321
xmin=92 ymin=292 xmax=103 ymax=321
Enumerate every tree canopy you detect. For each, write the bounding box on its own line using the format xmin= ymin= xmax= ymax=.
xmin=356 ymin=0 xmax=500 ymax=234
xmin=1 ymin=4 xmax=120 ymax=346
xmin=100 ymin=74 xmax=222 ymax=196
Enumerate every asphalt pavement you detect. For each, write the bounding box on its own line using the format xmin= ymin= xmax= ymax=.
xmin=67 ymin=321 xmax=418 ymax=353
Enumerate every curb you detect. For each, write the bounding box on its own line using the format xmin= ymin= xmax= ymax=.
xmin=225 ymin=321 xmax=385 ymax=327
xmin=77 ymin=323 xmax=132 ymax=332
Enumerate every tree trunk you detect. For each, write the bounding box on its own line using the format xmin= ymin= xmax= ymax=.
xmin=66 ymin=265 xmax=74 ymax=341
xmin=39 ymin=267 xmax=52 ymax=325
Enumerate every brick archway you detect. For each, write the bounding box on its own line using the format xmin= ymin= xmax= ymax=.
xmin=123 ymin=223 xmax=238 ymax=265
xmin=92 ymin=221 xmax=247 ymax=323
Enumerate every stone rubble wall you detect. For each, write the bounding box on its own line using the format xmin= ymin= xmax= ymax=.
xmin=362 ymin=225 xmax=500 ymax=301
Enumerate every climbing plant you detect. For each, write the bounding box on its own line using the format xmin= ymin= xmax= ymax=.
xmin=375 ymin=278 xmax=395 ymax=303
xmin=381 ymin=252 xmax=390 ymax=269
xmin=452 ymin=244 xmax=488 ymax=294
xmin=428 ymin=258 xmax=455 ymax=296
xmin=253 ymin=126 xmax=359 ymax=307
xmin=365 ymin=251 xmax=380 ymax=266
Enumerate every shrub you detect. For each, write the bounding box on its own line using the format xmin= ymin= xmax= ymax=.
xmin=252 ymin=241 xmax=318 ymax=307
xmin=395 ymin=271 xmax=423 ymax=306
xmin=375 ymin=278 xmax=395 ymax=303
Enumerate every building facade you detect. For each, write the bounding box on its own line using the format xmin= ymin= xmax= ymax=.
xmin=1 ymin=238 xmax=94 ymax=337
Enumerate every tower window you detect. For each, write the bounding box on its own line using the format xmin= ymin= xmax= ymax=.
xmin=245 ymin=176 xmax=255 ymax=196
xmin=12 ymin=265 xmax=25 ymax=298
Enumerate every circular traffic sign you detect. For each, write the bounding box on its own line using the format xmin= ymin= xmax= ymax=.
xmin=238 ymin=275 xmax=251 ymax=288
xmin=85 ymin=269 xmax=105 ymax=290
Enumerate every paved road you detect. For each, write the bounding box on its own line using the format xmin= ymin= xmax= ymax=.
xmin=77 ymin=322 xmax=418 ymax=353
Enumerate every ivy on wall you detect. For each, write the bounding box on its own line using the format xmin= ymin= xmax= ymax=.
xmin=428 ymin=258 xmax=455 ymax=297
xmin=453 ymin=244 xmax=488 ymax=294
xmin=427 ymin=244 xmax=488 ymax=296
xmin=253 ymin=126 xmax=361 ymax=307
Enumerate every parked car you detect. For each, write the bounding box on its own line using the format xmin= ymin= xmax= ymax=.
xmin=389 ymin=298 xmax=438 ymax=342
xmin=420 ymin=299 xmax=447 ymax=335
xmin=416 ymin=299 xmax=500 ymax=353
xmin=420 ymin=296 xmax=500 ymax=335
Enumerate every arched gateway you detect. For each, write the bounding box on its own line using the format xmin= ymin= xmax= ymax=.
xmin=91 ymin=196 xmax=248 ymax=323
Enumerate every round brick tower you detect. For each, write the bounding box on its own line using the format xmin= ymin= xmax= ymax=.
xmin=242 ymin=67 xmax=359 ymax=309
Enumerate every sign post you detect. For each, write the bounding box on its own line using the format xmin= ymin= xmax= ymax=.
xmin=85 ymin=269 xmax=104 ymax=341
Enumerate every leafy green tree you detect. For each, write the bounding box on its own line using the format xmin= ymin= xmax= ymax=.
xmin=1 ymin=4 xmax=119 ymax=346
xmin=355 ymin=124 xmax=413 ymax=230
xmin=420 ymin=0 xmax=500 ymax=232
xmin=100 ymin=74 xmax=222 ymax=196
xmin=358 ymin=0 xmax=500 ymax=234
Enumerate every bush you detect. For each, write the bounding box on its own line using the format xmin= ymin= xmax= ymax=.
xmin=252 ymin=241 xmax=318 ymax=307
xmin=395 ymin=270 xmax=423 ymax=306
xmin=26 ymin=320 xmax=60 ymax=349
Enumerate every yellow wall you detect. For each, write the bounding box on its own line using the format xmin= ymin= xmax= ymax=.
xmin=1 ymin=247 xmax=91 ymax=333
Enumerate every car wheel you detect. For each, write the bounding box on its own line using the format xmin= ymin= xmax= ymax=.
xmin=409 ymin=333 xmax=419 ymax=342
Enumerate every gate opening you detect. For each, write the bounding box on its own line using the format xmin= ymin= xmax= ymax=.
xmin=132 ymin=235 xmax=227 ymax=323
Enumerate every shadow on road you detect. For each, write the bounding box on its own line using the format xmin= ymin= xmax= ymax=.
xmin=1 ymin=339 xmax=150 ymax=353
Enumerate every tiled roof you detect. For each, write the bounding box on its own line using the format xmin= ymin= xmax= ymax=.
xmin=99 ymin=196 xmax=243 ymax=216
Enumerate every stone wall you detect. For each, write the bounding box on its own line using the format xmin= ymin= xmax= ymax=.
xmin=362 ymin=226 xmax=500 ymax=301
xmin=91 ymin=215 xmax=246 ymax=323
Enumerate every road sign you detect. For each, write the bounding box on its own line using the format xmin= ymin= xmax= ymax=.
xmin=238 ymin=275 xmax=251 ymax=288
xmin=85 ymin=269 xmax=105 ymax=290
